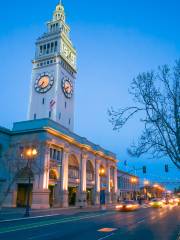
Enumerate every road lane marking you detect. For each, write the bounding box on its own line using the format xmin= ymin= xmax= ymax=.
xmin=137 ymin=219 xmax=145 ymax=224
xmin=0 ymin=213 xmax=60 ymax=223
xmin=98 ymin=228 xmax=117 ymax=233
xmin=98 ymin=233 xmax=114 ymax=240
xmin=0 ymin=212 xmax=115 ymax=234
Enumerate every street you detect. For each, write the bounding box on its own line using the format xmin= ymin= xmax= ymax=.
xmin=0 ymin=205 xmax=179 ymax=240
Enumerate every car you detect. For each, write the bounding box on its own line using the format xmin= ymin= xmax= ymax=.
xmin=149 ymin=199 xmax=164 ymax=208
xmin=172 ymin=198 xmax=180 ymax=205
xmin=116 ymin=200 xmax=140 ymax=211
xmin=162 ymin=198 xmax=169 ymax=205
xmin=169 ymin=199 xmax=174 ymax=204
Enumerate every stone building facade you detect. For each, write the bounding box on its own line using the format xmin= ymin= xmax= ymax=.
xmin=0 ymin=119 xmax=117 ymax=209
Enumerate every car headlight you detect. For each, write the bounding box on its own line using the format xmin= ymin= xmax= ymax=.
xmin=126 ymin=204 xmax=133 ymax=208
xmin=116 ymin=205 xmax=123 ymax=209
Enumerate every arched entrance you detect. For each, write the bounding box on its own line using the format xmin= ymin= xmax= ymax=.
xmin=48 ymin=169 xmax=58 ymax=207
xmin=86 ymin=160 xmax=94 ymax=205
xmin=16 ymin=167 xmax=34 ymax=208
xmin=68 ymin=154 xmax=79 ymax=206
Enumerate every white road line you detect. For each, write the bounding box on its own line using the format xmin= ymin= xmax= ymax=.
xmin=0 ymin=213 xmax=60 ymax=223
xmin=137 ymin=219 xmax=145 ymax=224
xmin=98 ymin=233 xmax=114 ymax=240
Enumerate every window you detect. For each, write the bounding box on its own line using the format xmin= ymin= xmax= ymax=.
xmin=34 ymin=114 xmax=36 ymax=120
xmin=53 ymin=149 xmax=56 ymax=159
xmin=40 ymin=45 xmax=43 ymax=55
xmin=65 ymin=102 xmax=67 ymax=108
xmin=69 ymin=118 xmax=71 ymax=125
xmin=42 ymin=98 xmax=45 ymax=104
xmin=50 ymin=42 xmax=54 ymax=53
xmin=47 ymin=43 xmax=50 ymax=54
xmin=49 ymin=111 xmax=51 ymax=118
xmin=68 ymin=167 xmax=79 ymax=179
xmin=57 ymin=151 xmax=61 ymax=161
xmin=50 ymin=148 xmax=53 ymax=159
xmin=54 ymin=41 xmax=57 ymax=52
xmin=49 ymin=148 xmax=62 ymax=163
xmin=59 ymin=113 xmax=61 ymax=120
xmin=43 ymin=45 xmax=46 ymax=55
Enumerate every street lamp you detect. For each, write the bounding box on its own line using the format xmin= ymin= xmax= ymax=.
xmin=22 ymin=147 xmax=38 ymax=217
xmin=99 ymin=166 xmax=106 ymax=208
xmin=144 ymin=180 xmax=150 ymax=186
xmin=144 ymin=180 xmax=150 ymax=200
xmin=131 ymin=177 xmax=138 ymax=200
xmin=99 ymin=167 xmax=105 ymax=177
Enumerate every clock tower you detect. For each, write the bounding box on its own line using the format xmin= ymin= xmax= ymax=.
xmin=28 ymin=1 xmax=77 ymax=131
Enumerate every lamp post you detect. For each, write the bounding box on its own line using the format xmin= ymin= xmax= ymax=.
xmin=144 ymin=180 xmax=150 ymax=200
xmin=131 ymin=177 xmax=138 ymax=200
xmin=22 ymin=147 xmax=38 ymax=217
xmin=99 ymin=166 xmax=106 ymax=208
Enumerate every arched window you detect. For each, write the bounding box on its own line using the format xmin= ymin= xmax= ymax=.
xmin=68 ymin=155 xmax=79 ymax=179
xmin=86 ymin=160 xmax=94 ymax=181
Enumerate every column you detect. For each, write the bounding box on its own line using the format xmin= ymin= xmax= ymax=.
xmin=60 ymin=147 xmax=69 ymax=207
xmin=94 ymin=159 xmax=100 ymax=205
xmin=54 ymin=152 xmax=63 ymax=207
xmin=32 ymin=143 xmax=50 ymax=209
xmin=77 ymin=152 xmax=87 ymax=207
xmin=105 ymin=166 xmax=111 ymax=204
xmin=112 ymin=167 xmax=118 ymax=203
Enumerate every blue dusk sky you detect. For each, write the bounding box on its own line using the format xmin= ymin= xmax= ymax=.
xmin=0 ymin=0 xmax=179 ymax=189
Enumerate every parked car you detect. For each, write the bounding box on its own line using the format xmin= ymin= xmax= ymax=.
xmin=116 ymin=200 xmax=140 ymax=211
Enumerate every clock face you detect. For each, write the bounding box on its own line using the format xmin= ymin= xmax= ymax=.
xmin=34 ymin=73 xmax=54 ymax=93
xmin=62 ymin=78 xmax=73 ymax=98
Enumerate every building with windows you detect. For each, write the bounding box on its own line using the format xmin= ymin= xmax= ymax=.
xmin=0 ymin=2 xmax=118 ymax=209
xmin=140 ymin=184 xmax=165 ymax=200
xmin=117 ymin=170 xmax=139 ymax=201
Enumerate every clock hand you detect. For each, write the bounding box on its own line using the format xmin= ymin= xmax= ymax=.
xmin=65 ymin=86 xmax=70 ymax=91
xmin=39 ymin=81 xmax=45 ymax=87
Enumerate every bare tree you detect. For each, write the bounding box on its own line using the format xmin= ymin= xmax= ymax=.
xmin=108 ymin=59 xmax=180 ymax=169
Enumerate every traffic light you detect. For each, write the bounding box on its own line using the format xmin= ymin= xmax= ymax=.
xmin=143 ymin=166 xmax=147 ymax=174
xmin=165 ymin=164 xmax=169 ymax=172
